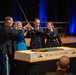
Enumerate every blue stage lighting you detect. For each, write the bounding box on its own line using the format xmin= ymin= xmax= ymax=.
xmin=39 ymin=0 xmax=47 ymax=27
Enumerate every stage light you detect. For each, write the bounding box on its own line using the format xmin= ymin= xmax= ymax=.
xmin=69 ymin=0 xmax=76 ymax=34
xmin=69 ymin=15 xmax=75 ymax=34
xmin=39 ymin=0 xmax=47 ymax=27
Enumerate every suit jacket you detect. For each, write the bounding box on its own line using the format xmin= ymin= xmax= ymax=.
xmin=45 ymin=28 xmax=62 ymax=47
xmin=0 ymin=25 xmax=23 ymax=54
xmin=28 ymin=27 xmax=45 ymax=49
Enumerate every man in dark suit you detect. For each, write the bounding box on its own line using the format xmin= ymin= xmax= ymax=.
xmin=45 ymin=56 xmax=74 ymax=75
xmin=0 ymin=16 xmax=23 ymax=75
xmin=28 ymin=18 xmax=45 ymax=49
xmin=45 ymin=22 xmax=62 ymax=47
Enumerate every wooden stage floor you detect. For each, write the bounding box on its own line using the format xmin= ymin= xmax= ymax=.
xmin=25 ymin=36 xmax=76 ymax=47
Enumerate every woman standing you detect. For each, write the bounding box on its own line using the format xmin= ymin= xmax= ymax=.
xmin=45 ymin=21 xmax=62 ymax=47
xmin=14 ymin=21 xmax=29 ymax=50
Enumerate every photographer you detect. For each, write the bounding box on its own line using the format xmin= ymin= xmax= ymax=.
xmin=45 ymin=21 xmax=62 ymax=47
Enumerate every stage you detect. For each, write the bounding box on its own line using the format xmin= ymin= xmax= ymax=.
xmin=25 ymin=36 xmax=76 ymax=48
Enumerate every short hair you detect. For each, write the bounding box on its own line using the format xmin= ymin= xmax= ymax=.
xmin=34 ymin=18 xmax=40 ymax=22
xmin=4 ymin=16 xmax=13 ymax=23
xmin=58 ymin=56 xmax=70 ymax=69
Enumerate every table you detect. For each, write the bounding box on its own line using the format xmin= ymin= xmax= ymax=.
xmin=14 ymin=47 xmax=76 ymax=75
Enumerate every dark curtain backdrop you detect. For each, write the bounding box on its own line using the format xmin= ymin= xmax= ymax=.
xmin=0 ymin=0 xmax=70 ymax=21
xmin=0 ymin=0 xmax=39 ymax=21
xmin=0 ymin=0 xmax=76 ymax=34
